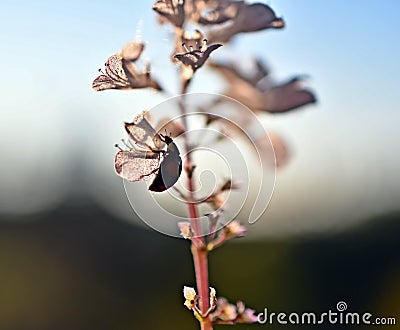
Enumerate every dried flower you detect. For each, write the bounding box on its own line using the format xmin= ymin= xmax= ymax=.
xmin=183 ymin=286 xmax=197 ymax=310
xmin=178 ymin=222 xmax=193 ymax=239
xmin=206 ymin=219 xmax=246 ymax=251
xmin=93 ymin=42 xmax=162 ymax=91
xmin=211 ymin=297 xmax=238 ymax=322
xmin=118 ymin=40 xmax=145 ymax=62
xmin=211 ymin=297 xmax=258 ymax=324
xmin=209 ymin=287 xmax=217 ymax=309
xmin=153 ymin=0 xmax=185 ymax=27
xmin=174 ymin=32 xmax=222 ymax=81
xmin=211 ymin=60 xmax=316 ymax=113
xmin=114 ymin=111 xmax=182 ymax=192
xmin=174 ymin=29 xmax=204 ymax=56
xmin=235 ymin=301 xmax=258 ymax=323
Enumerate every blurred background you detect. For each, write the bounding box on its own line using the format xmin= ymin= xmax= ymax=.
xmin=1 ymin=0 xmax=399 ymax=329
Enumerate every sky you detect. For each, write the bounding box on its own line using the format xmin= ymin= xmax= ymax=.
xmin=1 ymin=0 xmax=400 ymax=237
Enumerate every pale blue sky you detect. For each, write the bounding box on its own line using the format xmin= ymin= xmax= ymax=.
xmin=1 ymin=1 xmax=399 ymax=236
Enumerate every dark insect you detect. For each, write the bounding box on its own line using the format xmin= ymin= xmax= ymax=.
xmin=148 ymin=135 xmax=182 ymax=192
xmin=114 ymin=111 xmax=182 ymax=192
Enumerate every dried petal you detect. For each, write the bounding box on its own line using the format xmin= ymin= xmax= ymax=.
xmin=122 ymin=60 xmax=163 ymax=91
xmin=174 ymin=33 xmax=222 ymax=81
xmin=92 ymin=74 xmax=128 ymax=91
xmin=92 ymin=54 xmax=162 ymax=91
xmin=175 ymin=29 xmax=204 ymax=56
xmin=211 ymin=298 xmax=258 ymax=324
xmin=124 ymin=111 xmax=165 ymax=151
xmin=153 ymin=0 xmax=185 ymax=27
xmin=155 ymin=117 xmax=185 ymax=138
xmin=175 ymin=43 xmax=222 ymax=71
xmin=178 ymin=222 xmax=192 ymax=239
xmin=183 ymin=286 xmax=197 ymax=309
xmin=198 ymin=1 xmax=239 ymax=25
xmin=212 ymin=297 xmax=237 ymax=322
xmin=209 ymin=287 xmax=217 ymax=309
xmin=220 ymin=179 xmax=240 ymax=191
xmin=114 ymin=150 xmax=160 ymax=182
xmin=119 ymin=40 xmax=145 ymax=61
xmin=260 ymin=77 xmax=317 ymax=113
xmin=208 ymin=2 xmax=284 ymax=43
xmin=211 ymin=61 xmax=316 ymax=113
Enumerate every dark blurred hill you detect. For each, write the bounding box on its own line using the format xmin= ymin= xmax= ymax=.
xmin=0 ymin=202 xmax=399 ymax=330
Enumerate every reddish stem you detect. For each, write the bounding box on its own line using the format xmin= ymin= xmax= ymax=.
xmin=180 ymin=86 xmax=212 ymax=330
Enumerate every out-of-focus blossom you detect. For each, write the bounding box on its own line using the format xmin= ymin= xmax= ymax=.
xmin=211 ymin=297 xmax=258 ymax=324
xmin=225 ymin=220 xmax=246 ymax=239
xmin=220 ymin=179 xmax=240 ymax=191
xmin=178 ymin=222 xmax=193 ymax=239
xmin=153 ymin=0 xmax=185 ymax=27
xmin=207 ymin=2 xmax=285 ymax=43
xmin=174 ymin=33 xmax=222 ymax=82
xmin=207 ymin=219 xmax=246 ymax=251
xmin=183 ymin=286 xmax=197 ymax=309
xmin=210 ymin=60 xmax=316 ymax=113
xmin=92 ymin=42 xmax=162 ymax=91
xmin=255 ymin=131 xmax=291 ymax=169
xmin=211 ymin=298 xmax=238 ymax=322
xmin=197 ymin=0 xmax=239 ymax=25
xmin=235 ymin=301 xmax=258 ymax=323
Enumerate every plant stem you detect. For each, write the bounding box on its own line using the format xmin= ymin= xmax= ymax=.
xmin=180 ymin=83 xmax=212 ymax=330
